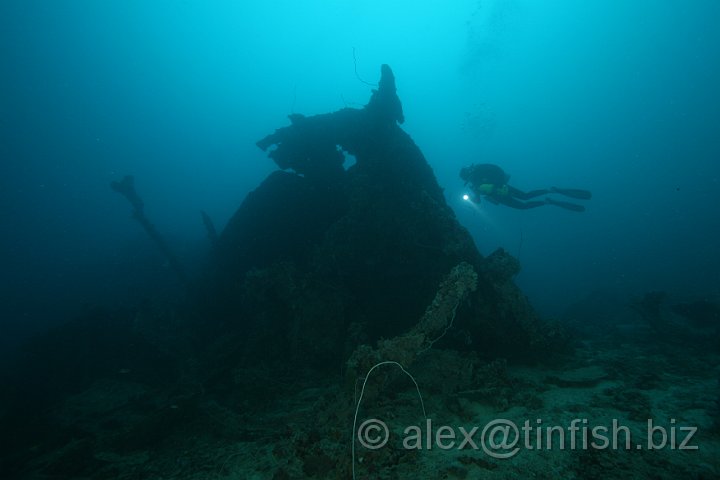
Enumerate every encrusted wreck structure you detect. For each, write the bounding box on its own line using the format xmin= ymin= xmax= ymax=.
xmin=0 ymin=64 xmax=572 ymax=480
xmin=212 ymin=65 xmax=563 ymax=366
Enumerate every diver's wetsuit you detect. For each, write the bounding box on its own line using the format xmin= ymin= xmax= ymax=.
xmin=460 ymin=164 xmax=590 ymax=212
xmin=484 ymin=185 xmax=549 ymax=209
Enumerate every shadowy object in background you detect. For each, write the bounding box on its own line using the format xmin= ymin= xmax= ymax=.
xmin=671 ymin=299 xmax=720 ymax=329
xmin=201 ymin=210 xmax=219 ymax=250
xmin=631 ymin=291 xmax=719 ymax=350
xmin=111 ymin=175 xmax=187 ymax=284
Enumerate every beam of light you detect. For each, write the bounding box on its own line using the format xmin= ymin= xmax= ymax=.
xmin=458 ymin=193 xmax=501 ymax=236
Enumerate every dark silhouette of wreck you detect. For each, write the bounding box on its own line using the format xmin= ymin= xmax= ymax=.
xmin=211 ymin=65 xmax=562 ymax=366
xmin=0 ymin=64 xmax=570 ymax=479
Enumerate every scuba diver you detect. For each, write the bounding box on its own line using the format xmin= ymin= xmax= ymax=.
xmin=460 ymin=163 xmax=592 ymax=212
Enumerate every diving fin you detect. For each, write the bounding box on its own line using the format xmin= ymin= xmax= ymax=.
xmin=550 ymin=187 xmax=592 ymax=200
xmin=546 ymin=198 xmax=586 ymax=212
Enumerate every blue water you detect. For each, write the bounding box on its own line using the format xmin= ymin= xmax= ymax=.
xmin=2 ymin=0 xmax=719 ymax=346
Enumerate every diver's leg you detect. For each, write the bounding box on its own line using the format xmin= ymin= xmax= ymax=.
xmin=546 ymin=197 xmax=586 ymax=212
xmin=507 ymin=186 xmax=550 ymax=200
xmin=498 ymin=196 xmax=546 ymax=209
xmin=550 ymin=187 xmax=593 ymax=200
